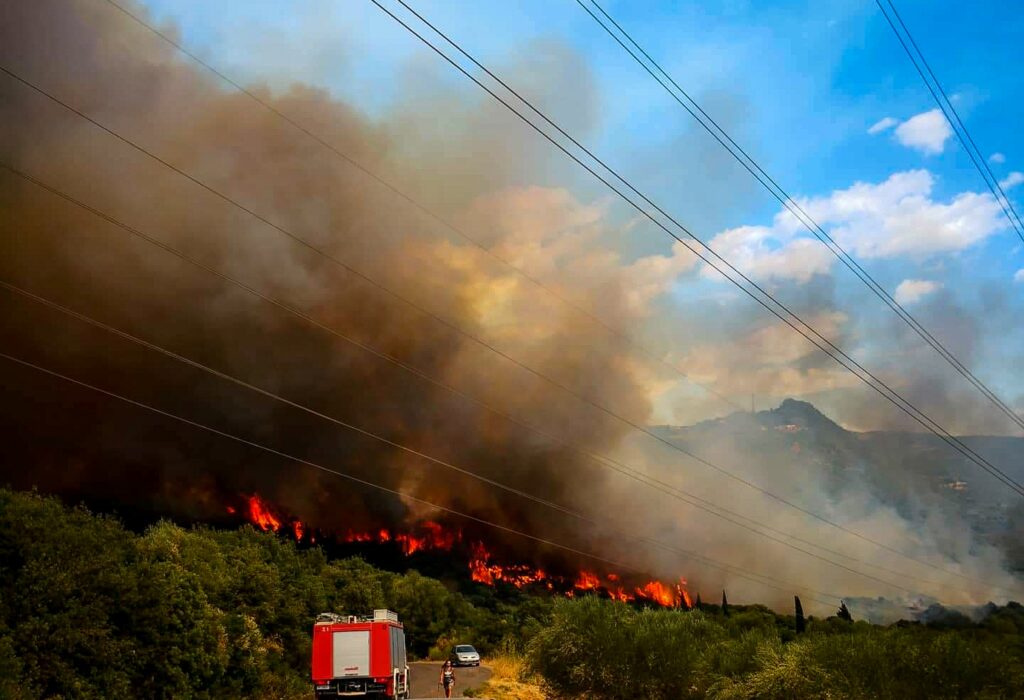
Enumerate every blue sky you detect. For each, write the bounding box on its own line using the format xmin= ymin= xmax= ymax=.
xmin=137 ymin=0 xmax=1024 ymax=430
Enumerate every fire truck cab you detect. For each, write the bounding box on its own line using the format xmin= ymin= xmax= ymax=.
xmin=312 ymin=610 xmax=410 ymax=698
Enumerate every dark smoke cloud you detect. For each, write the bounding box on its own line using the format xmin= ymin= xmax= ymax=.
xmin=0 ymin=0 xmax=651 ymax=574
xmin=2 ymin=0 xmax=1020 ymax=614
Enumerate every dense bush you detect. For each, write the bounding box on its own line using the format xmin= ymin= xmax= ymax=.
xmin=3 ymin=488 xmax=1023 ymax=699
xmin=0 ymin=489 xmax=544 ymax=698
xmin=529 ymin=597 xmax=1024 ymax=699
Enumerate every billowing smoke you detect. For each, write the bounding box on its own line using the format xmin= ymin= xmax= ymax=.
xmin=0 ymin=0 xmax=688 ymax=576
xmin=1 ymin=0 xmax=1020 ymax=617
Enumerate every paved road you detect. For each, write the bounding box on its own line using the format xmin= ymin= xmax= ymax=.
xmin=408 ymin=661 xmax=491 ymax=699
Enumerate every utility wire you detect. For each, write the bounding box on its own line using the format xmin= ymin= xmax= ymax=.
xmin=4 ymin=163 xmax=992 ymax=595
xmin=367 ymin=0 xmax=1024 ymax=498
xmin=876 ymin=0 xmax=1024 ymax=242
xmin=1 ymin=60 xmax=1013 ymax=592
xmin=99 ymin=0 xmax=742 ymax=415
xmin=0 ymin=349 xmax=840 ymax=607
xmin=90 ymin=0 xmax=1021 ymax=582
xmin=578 ymin=0 xmax=1024 ymax=434
xmin=4 ymin=279 xmax=920 ymax=596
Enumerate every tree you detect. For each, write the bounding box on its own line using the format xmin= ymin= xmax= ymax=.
xmin=837 ymin=601 xmax=853 ymax=622
xmin=695 ymin=593 xmax=703 ymax=610
xmin=795 ymin=596 xmax=806 ymax=634
xmin=722 ymin=590 xmax=730 ymax=617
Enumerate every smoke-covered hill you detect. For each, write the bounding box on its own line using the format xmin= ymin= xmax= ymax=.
xmin=653 ymin=398 xmax=1024 ymax=574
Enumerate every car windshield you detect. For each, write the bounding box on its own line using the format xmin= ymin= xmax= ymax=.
xmin=455 ymin=645 xmax=476 ymax=653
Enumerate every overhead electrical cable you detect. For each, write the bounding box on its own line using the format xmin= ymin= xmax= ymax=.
xmin=577 ymin=0 xmax=1024 ymax=433
xmin=0 ymin=60 xmax=1012 ymax=593
xmin=876 ymin=0 xmax=1024 ymax=241
xmin=3 ymin=162 xmax=991 ymax=596
xmin=87 ymin=0 xmax=1023 ymax=577
xmin=0 ymin=349 xmax=841 ymax=607
xmin=365 ymin=0 xmax=1024 ymax=499
xmin=99 ymin=0 xmax=742 ymax=415
xmin=3 ymin=278 xmax=934 ymax=597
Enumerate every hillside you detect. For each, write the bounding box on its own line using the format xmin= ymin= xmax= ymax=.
xmin=653 ymin=399 xmax=1024 ymax=566
xmin=3 ymin=487 xmax=1024 ymax=699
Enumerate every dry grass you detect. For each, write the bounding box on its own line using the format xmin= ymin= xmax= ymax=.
xmin=472 ymin=655 xmax=547 ymax=700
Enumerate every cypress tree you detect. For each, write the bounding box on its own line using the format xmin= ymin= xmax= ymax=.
xmin=695 ymin=593 xmax=703 ymax=610
xmin=837 ymin=601 xmax=853 ymax=622
xmin=794 ymin=596 xmax=806 ymax=633
xmin=722 ymin=590 xmax=729 ymax=617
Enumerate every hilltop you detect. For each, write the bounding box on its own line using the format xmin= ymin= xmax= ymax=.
xmin=654 ymin=398 xmax=1024 ymax=572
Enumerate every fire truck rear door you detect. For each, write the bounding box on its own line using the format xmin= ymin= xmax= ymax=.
xmin=332 ymin=630 xmax=370 ymax=677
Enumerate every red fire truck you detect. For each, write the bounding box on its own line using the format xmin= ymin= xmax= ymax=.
xmin=312 ymin=610 xmax=410 ymax=698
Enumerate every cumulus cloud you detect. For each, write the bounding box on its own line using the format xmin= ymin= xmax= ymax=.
xmin=792 ymin=170 xmax=1006 ymax=258
xmin=703 ymin=170 xmax=1007 ymax=283
xmin=1015 ymin=269 xmax=1024 ymax=283
xmin=894 ymin=109 xmax=954 ymax=155
xmin=704 ymin=224 xmax=834 ymax=283
xmin=999 ymin=172 xmax=1024 ymax=190
xmin=894 ymin=279 xmax=941 ymax=305
xmin=989 ymin=152 xmax=1006 ymax=164
xmin=868 ymin=116 xmax=898 ymax=135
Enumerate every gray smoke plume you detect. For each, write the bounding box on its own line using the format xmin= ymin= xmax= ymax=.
xmin=1 ymin=0 xmax=1020 ymax=616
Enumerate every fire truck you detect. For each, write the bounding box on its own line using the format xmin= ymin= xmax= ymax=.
xmin=312 ymin=610 xmax=411 ymax=698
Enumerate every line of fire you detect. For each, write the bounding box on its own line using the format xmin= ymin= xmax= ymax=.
xmin=228 ymin=493 xmax=692 ymax=609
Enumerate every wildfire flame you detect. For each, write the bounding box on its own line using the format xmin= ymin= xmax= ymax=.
xmin=229 ymin=493 xmax=691 ymax=608
xmin=242 ymin=494 xmax=305 ymax=542
xmin=246 ymin=494 xmax=282 ymax=532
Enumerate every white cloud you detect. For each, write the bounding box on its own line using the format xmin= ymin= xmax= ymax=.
xmin=793 ymin=170 xmax=1006 ymax=259
xmin=894 ymin=109 xmax=954 ymax=155
xmin=998 ymin=171 xmax=1024 ymax=190
xmin=703 ymin=170 xmax=1008 ymax=284
xmin=1015 ymin=269 xmax=1024 ymax=283
xmin=894 ymin=279 xmax=941 ymax=305
xmin=704 ymin=225 xmax=834 ymax=283
xmin=868 ymin=116 xmax=898 ymax=135
xmin=989 ymin=152 xmax=1006 ymax=165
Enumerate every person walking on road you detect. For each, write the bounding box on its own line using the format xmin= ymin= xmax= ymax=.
xmin=439 ymin=659 xmax=456 ymax=698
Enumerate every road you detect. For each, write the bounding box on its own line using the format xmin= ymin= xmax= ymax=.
xmin=408 ymin=661 xmax=491 ymax=699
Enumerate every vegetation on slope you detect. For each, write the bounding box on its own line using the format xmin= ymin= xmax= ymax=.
xmin=2 ymin=488 xmax=1023 ymax=699
xmin=528 ymin=596 xmax=1024 ymax=699
xmin=0 ymin=489 xmax=547 ymax=699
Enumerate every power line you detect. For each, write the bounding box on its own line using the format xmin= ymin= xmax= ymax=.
xmin=0 ymin=349 xmax=840 ymax=607
xmin=5 ymin=165 xmax=984 ymax=598
xmin=876 ymin=0 xmax=1024 ymax=243
xmin=1 ymin=57 xmax=1014 ymax=593
xmin=4 ymin=279 xmax=921 ymax=596
xmin=577 ymin=0 xmax=1024 ymax=434
xmin=366 ymin=0 xmax=1024 ymax=498
xmin=76 ymin=5 xmax=998 ymax=586
xmin=86 ymin=0 xmax=1023 ymax=580
xmin=99 ymin=0 xmax=742 ymax=415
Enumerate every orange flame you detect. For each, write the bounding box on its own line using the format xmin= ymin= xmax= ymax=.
xmin=575 ymin=571 xmax=600 ymax=591
xmin=233 ymin=493 xmax=690 ymax=608
xmin=246 ymin=494 xmax=282 ymax=532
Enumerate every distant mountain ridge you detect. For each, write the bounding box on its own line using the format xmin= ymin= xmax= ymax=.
xmin=651 ymin=398 xmax=1024 ymax=565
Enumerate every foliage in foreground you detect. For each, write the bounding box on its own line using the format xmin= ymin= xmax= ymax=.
xmin=0 ymin=489 xmax=547 ymax=699
xmin=528 ymin=596 xmax=1024 ymax=699
xmin=3 ymin=488 xmax=1024 ymax=699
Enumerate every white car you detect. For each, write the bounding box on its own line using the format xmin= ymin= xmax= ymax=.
xmin=451 ymin=644 xmax=480 ymax=667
